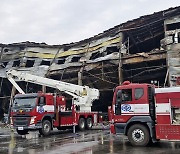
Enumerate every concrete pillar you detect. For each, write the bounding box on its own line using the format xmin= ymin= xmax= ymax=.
xmin=78 ymin=67 xmax=84 ymax=86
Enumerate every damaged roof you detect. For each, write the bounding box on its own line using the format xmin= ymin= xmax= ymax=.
xmin=0 ymin=6 xmax=179 ymax=85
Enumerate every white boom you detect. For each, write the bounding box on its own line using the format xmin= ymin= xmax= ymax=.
xmin=6 ymin=69 xmax=99 ymax=112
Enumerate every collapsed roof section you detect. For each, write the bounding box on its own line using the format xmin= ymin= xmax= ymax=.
xmin=0 ymin=6 xmax=180 ymax=112
xmin=0 ymin=6 xmax=179 ymax=85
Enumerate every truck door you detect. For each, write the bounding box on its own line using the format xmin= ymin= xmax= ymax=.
xmin=113 ymin=88 xmax=133 ymax=134
xmin=114 ymin=88 xmax=133 ymax=122
xmin=37 ymin=96 xmax=46 ymax=114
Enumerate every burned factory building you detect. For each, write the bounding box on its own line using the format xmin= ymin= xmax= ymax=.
xmin=0 ymin=6 xmax=180 ymax=117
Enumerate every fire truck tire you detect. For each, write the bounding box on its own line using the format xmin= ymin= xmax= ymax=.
xmin=39 ymin=120 xmax=51 ymax=136
xmin=127 ymin=124 xmax=150 ymax=146
xmin=16 ymin=129 xmax=28 ymax=135
xmin=86 ymin=117 xmax=93 ymax=129
xmin=78 ymin=118 xmax=85 ymax=131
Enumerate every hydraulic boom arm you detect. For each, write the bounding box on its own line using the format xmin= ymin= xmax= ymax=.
xmin=6 ymin=69 xmax=99 ymax=111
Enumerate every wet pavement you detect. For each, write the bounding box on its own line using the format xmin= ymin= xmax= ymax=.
xmin=0 ymin=127 xmax=180 ymax=154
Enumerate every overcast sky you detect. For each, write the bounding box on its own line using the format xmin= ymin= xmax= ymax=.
xmin=0 ymin=0 xmax=180 ymax=45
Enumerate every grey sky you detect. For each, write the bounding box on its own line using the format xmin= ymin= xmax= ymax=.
xmin=0 ymin=0 xmax=180 ymax=45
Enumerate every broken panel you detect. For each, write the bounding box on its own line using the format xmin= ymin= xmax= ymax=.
xmin=164 ymin=15 xmax=180 ymax=86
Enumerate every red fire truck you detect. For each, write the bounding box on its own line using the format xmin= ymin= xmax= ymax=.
xmin=108 ymin=81 xmax=180 ymax=146
xmin=7 ymin=70 xmax=100 ymax=136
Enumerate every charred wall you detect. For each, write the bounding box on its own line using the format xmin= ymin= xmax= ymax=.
xmin=0 ymin=6 xmax=180 ymax=116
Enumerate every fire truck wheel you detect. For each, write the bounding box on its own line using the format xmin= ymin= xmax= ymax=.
xmin=16 ymin=129 xmax=28 ymax=135
xmin=39 ymin=120 xmax=51 ymax=136
xmin=86 ymin=117 xmax=93 ymax=129
xmin=127 ymin=124 xmax=150 ymax=146
xmin=78 ymin=118 xmax=85 ymax=131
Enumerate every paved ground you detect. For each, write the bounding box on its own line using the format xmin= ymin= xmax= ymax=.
xmin=0 ymin=127 xmax=180 ymax=154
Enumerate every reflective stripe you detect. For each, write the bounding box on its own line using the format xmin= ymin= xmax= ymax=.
xmin=155 ymin=87 xmax=180 ymax=93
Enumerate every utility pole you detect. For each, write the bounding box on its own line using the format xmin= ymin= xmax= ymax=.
xmin=118 ymin=48 xmax=123 ymax=85
xmin=118 ymin=32 xmax=123 ymax=85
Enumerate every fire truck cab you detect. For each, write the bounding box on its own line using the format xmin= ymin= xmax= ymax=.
xmin=109 ymin=81 xmax=180 ymax=146
xmin=11 ymin=92 xmax=65 ymax=135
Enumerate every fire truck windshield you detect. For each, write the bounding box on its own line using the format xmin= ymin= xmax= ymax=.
xmin=12 ymin=97 xmax=37 ymax=110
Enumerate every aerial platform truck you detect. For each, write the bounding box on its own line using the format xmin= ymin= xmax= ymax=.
xmin=108 ymin=81 xmax=180 ymax=146
xmin=6 ymin=69 xmax=100 ymax=136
